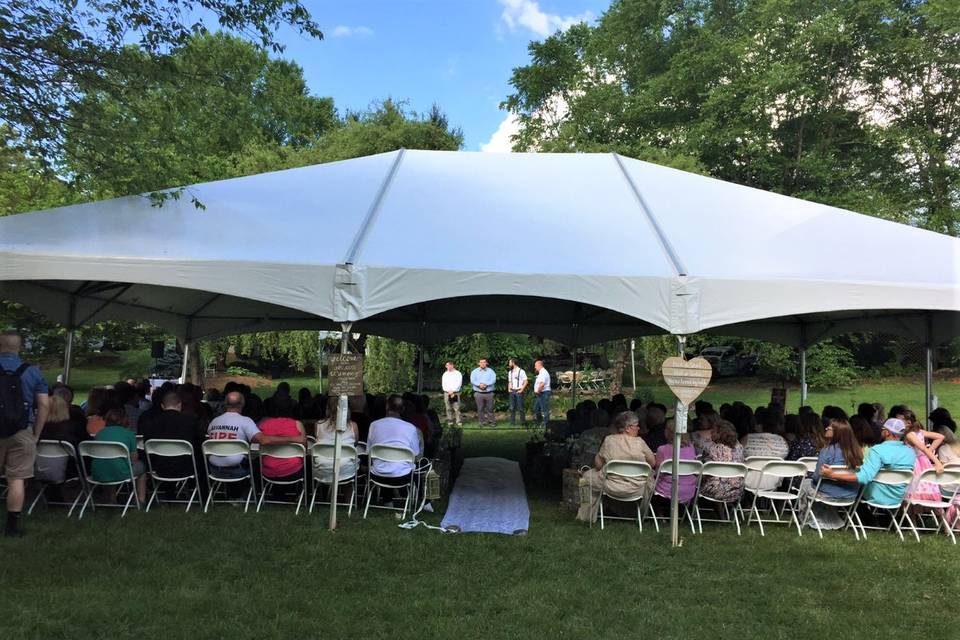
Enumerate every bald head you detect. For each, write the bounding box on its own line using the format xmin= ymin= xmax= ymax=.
xmin=0 ymin=331 xmax=22 ymax=354
xmin=223 ymin=391 xmax=245 ymax=412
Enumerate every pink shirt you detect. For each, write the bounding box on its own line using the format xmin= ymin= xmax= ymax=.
xmin=654 ymin=443 xmax=698 ymax=502
xmin=259 ymin=417 xmax=303 ymax=478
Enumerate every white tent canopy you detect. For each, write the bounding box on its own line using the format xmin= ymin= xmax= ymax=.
xmin=1 ymin=149 xmax=958 ymax=348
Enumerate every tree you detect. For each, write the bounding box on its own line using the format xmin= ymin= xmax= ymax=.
xmin=0 ymin=127 xmax=72 ymax=215
xmin=63 ymin=33 xmax=337 ymax=199
xmin=504 ymin=0 xmax=958 ymax=232
xmin=0 ymin=0 xmax=322 ymax=163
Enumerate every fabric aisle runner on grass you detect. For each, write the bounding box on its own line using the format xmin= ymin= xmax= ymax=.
xmin=440 ymin=457 xmax=530 ymax=535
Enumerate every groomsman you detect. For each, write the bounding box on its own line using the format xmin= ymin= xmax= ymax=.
xmin=470 ymin=358 xmax=496 ymax=427
xmin=441 ymin=361 xmax=463 ymax=427
xmin=533 ymin=360 xmax=551 ymax=428
xmin=507 ymin=358 xmax=528 ymax=426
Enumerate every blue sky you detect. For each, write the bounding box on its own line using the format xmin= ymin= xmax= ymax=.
xmin=271 ymin=1 xmax=608 ymax=151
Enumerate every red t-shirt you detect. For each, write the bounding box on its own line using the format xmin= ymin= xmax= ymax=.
xmin=259 ymin=417 xmax=303 ymax=477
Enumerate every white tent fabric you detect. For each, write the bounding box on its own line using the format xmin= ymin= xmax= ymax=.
xmin=1 ymin=149 xmax=958 ymax=346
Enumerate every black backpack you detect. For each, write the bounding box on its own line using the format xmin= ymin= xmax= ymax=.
xmin=0 ymin=363 xmax=31 ymax=438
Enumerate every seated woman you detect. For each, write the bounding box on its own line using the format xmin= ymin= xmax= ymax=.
xmin=90 ymin=404 xmax=147 ymax=504
xmin=786 ymin=412 xmax=825 ymax=460
xmin=36 ymin=394 xmax=87 ymax=485
xmin=801 ymin=419 xmax=863 ymax=529
xmin=700 ymin=420 xmax=745 ymax=503
xmin=651 ymin=420 xmax=698 ymax=511
xmin=258 ymin=397 xmax=307 ymax=481
xmin=742 ymin=410 xmax=790 ymax=491
xmin=313 ymin=395 xmax=360 ymax=485
xmin=576 ymin=411 xmax=655 ymax=523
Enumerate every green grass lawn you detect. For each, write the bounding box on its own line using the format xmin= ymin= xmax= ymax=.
xmin=4 ymin=424 xmax=959 ymax=639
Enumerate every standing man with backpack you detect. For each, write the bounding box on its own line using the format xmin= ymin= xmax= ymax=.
xmin=0 ymin=330 xmax=50 ymax=537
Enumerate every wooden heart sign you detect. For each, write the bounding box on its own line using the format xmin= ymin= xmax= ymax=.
xmin=661 ymin=356 xmax=712 ymax=406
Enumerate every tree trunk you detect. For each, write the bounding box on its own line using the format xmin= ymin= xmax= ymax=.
xmin=609 ymin=339 xmax=629 ymax=396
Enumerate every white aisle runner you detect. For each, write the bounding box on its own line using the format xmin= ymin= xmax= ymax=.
xmin=440 ymin=457 xmax=530 ymax=535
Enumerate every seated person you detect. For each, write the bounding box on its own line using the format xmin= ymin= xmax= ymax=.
xmin=36 ymin=394 xmax=87 ymax=484
xmin=651 ymin=419 xmax=698 ymax=509
xmin=576 ymin=411 xmax=654 ymax=523
xmin=313 ymin=395 xmax=360 ymax=485
xmin=258 ymin=396 xmax=307 ymax=480
xmin=367 ymin=395 xmax=422 ymax=487
xmin=700 ymin=420 xmax=745 ymax=503
xmin=140 ymin=390 xmax=202 ymax=480
xmin=820 ymin=418 xmax=916 ymax=508
xmin=801 ymin=419 xmax=863 ymax=529
xmin=743 ymin=410 xmax=790 ymax=491
xmin=570 ymin=409 xmax=612 ymax=469
xmin=206 ymin=391 xmax=304 ymax=479
xmin=90 ymin=405 xmax=147 ymax=504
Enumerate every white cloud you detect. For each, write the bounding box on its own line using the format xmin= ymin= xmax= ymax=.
xmin=498 ymin=0 xmax=592 ymax=38
xmin=331 ymin=25 xmax=374 ymax=38
xmin=480 ymin=113 xmax=521 ymax=152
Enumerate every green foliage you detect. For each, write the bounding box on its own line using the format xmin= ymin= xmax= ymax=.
xmin=805 ymin=342 xmax=861 ymax=388
xmin=364 ymin=336 xmax=417 ymax=394
xmin=1 ymin=0 xmax=322 ymax=162
xmin=504 ymin=0 xmax=960 ymax=233
xmin=225 ymin=365 xmax=261 ymax=378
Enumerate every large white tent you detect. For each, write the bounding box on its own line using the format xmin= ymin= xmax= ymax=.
xmin=1 ymin=149 xmax=958 ymax=407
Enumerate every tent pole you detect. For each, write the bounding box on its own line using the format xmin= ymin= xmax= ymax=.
xmin=571 ymin=347 xmax=578 ymax=408
xmin=329 ymin=323 xmax=352 ymax=531
xmin=630 ymin=339 xmax=636 ymax=392
xmin=62 ymin=295 xmax=78 ymax=385
xmin=179 ymin=341 xmax=191 ymax=384
xmin=671 ymin=335 xmax=686 ymax=548
xmin=925 ymin=315 xmax=934 ymax=422
xmin=416 ymin=345 xmax=424 ymax=394
xmin=799 ymin=348 xmax=807 ymax=407
xmin=317 ymin=331 xmax=324 ymax=393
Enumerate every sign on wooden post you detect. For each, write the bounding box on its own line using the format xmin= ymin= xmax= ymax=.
xmin=661 ymin=356 xmax=712 ymax=433
xmin=327 ymin=354 xmax=364 ymax=397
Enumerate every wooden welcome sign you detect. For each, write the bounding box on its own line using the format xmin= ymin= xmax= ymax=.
xmin=661 ymin=356 xmax=712 ymax=407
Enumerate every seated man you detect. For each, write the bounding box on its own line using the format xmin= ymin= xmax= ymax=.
xmin=206 ymin=391 xmax=304 ymax=480
xmin=140 ymin=390 xmax=202 ymax=480
xmin=367 ymin=394 xmax=422 ymax=489
xmin=820 ymin=418 xmax=916 ymax=508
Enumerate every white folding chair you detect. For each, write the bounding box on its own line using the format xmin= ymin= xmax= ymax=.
xmin=797 ymin=457 xmax=819 ymax=474
xmin=28 ymin=440 xmax=85 ymax=517
xmin=849 ymin=468 xmax=913 ymax=541
xmin=800 ymin=466 xmax=863 ymax=540
xmin=256 ymin=443 xmax=307 ymax=514
xmin=745 ymin=461 xmax=807 ymax=536
xmin=143 ymin=439 xmax=201 ymax=512
xmin=899 ymin=468 xmax=960 ymax=544
xmin=309 ymin=442 xmax=359 ymax=516
xmin=363 ymin=444 xmax=417 ymax=520
xmin=594 ymin=460 xmax=653 ymax=531
xmin=202 ymin=440 xmax=257 ymax=513
xmin=649 ymin=459 xmax=703 ymax=533
xmin=693 ymin=462 xmax=748 ymax=535
xmin=743 ymin=455 xmax=783 ymax=494
xmin=77 ymin=441 xmax=142 ymax=519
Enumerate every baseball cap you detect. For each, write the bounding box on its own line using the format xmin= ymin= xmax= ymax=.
xmin=882 ymin=418 xmax=906 ymax=436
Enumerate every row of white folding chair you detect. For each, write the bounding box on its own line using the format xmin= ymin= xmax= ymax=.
xmin=597 ymin=460 xmax=746 ymax=535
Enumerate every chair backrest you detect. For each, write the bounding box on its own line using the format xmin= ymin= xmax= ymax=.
xmin=701 ymin=461 xmax=748 ymax=479
xmin=872 ymin=468 xmax=914 ymax=486
xmin=658 ymin=459 xmax=703 ymax=477
xmin=78 ymin=440 xmax=130 ymax=460
xmin=603 ymin=460 xmax=653 ymax=479
xmin=259 ymin=443 xmax=306 ymax=459
xmin=797 ymin=456 xmax=819 ymax=473
xmin=37 ymin=439 xmax=77 ymax=460
xmin=916 ymin=468 xmax=960 ymax=488
xmin=310 ymin=442 xmax=358 ymax=462
xmin=369 ymin=444 xmax=416 ymax=464
xmin=744 ymin=456 xmax=781 ymax=471
xmin=558 ymin=372 xmax=572 ymax=384
xmin=758 ymin=460 xmax=808 ymax=479
xmin=202 ymin=439 xmax=250 ymax=457
xmin=144 ymin=439 xmax=194 ymax=458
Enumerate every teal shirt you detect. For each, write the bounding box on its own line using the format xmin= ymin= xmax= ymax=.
xmin=91 ymin=425 xmax=137 ymax=483
xmin=855 ymin=440 xmax=915 ymax=506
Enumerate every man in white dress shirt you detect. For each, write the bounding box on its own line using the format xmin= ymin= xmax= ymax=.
xmin=532 ymin=360 xmax=551 ymax=428
xmin=441 ymin=361 xmax=463 ymax=427
xmin=507 ymin=358 xmax=528 ymax=426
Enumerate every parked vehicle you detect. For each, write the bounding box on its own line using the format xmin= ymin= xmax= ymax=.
xmin=699 ymin=346 xmax=759 ymax=377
